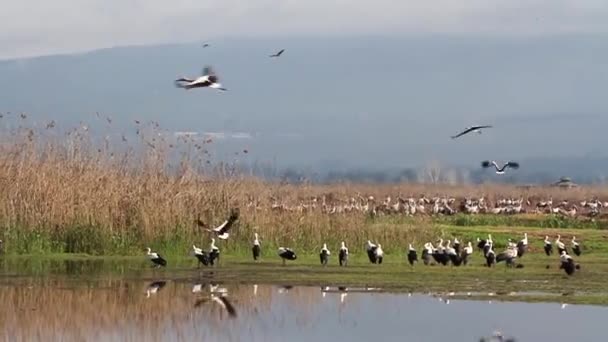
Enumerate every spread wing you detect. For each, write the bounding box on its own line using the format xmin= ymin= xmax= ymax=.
xmin=472 ymin=125 xmax=492 ymax=130
xmin=506 ymin=161 xmax=520 ymax=170
xmin=215 ymin=209 xmax=240 ymax=234
xmin=481 ymin=160 xmax=492 ymax=168
xmin=451 ymin=127 xmax=475 ymax=139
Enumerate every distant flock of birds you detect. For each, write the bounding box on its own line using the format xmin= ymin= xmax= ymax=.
xmin=145 ymin=209 xmax=582 ymax=276
xmin=259 ymin=194 xmax=607 ymax=219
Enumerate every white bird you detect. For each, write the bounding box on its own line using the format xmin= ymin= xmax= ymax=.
xmin=481 ymin=160 xmax=520 ymax=174
xmin=175 ymin=65 xmax=227 ymax=91
xmin=571 ymin=236 xmax=581 ymax=256
xmin=462 ymin=242 xmax=473 ymax=265
xmin=556 ymin=235 xmax=566 ymax=255
xmin=451 ymin=125 xmax=492 ymax=139
xmin=339 ymin=241 xmax=349 ymax=267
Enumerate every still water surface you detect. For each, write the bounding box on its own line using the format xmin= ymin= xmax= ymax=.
xmin=0 ymin=260 xmax=605 ymax=341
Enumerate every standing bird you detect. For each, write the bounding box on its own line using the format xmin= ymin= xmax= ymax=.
xmin=339 ymin=241 xmax=349 ymax=267
xmin=407 ymin=244 xmax=418 ymax=266
xmin=278 ymin=247 xmax=297 ymax=265
xmin=481 ymin=160 xmax=520 ymax=175
xmin=483 ymin=235 xmax=493 ymax=256
xmin=366 ymin=240 xmax=378 ymax=264
xmin=556 ymin=235 xmax=567 ymax=255
xmin=252 ymin=233 xmax=261 ymax=261
xmin=174 ymin=65 xmax=227 ymax=91
xmin=453 ymin=238 xmax=461 ymax=255
xmin=319 ymin=243 xmax=331 ymax=266
xmin=208 ymin=238 xmax=220 ymax=266
xmin=496 ymin=245 xmax=518 ymax=268
xmin=446 ymin=240 xmax=462 ymax=266
xmin=145 ymin=247 xmax=167 ymax=268
xmin=451 ymin=125 xmax=492 ymax=139
xmin=485 ymin=247 xmax=496 ymax=267
xmin=269 ymin=49 xmax=285 ymax=58
xmin=461 ymin=242 xmax=473 ymax=266
xmin=192 ymin=244 xmax=210 ymax=267
xmin=571 ymin=236 xmax=581 ymax=256
xmin=375 ymin=244 xmax=384 ymax=264
xmin=516 ymin=233 xmax=528 ymax=257
xmin=559 ymin=251 xmax=580 ymax=276
xmin=422 ymin=243 xmax=433 ymax=265
xmin=200 ymin=209 xmax=239 ymax=240
xmin=544 ymin=236 xmax=553 ymax=256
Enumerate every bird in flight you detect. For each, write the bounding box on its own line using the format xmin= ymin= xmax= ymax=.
xmin=174 ymin=66 xmax=227 ymax=91
xmin=451 ymin=125 xmax=492 ymax=139
xmin=197 ymin=208 xmax=240 ymax=240
xmin=481 ymin=160 xmax=520 ymax=174
xmin=202 ymin=43 xmax=210 ymax=48
xmin=269 ymin=49 xmax=285 ymax=58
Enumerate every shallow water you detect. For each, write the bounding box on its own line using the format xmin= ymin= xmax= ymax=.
xmin=0 ymin=260 xmax=606 ymax=341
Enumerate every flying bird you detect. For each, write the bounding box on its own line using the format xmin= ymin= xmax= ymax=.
xmin=175 ymin=66 xmax=227 ymax=91
xmin=451 ymin=125 xmax=492 ymax=139
xmin=481 ymin=160 xmax=520 ymax=174
xmin=202 ymin=43 xmax=210 ymax=48
xmin=199 ymin=209 xmax=239 ymax=240
xmin=269 ymin=49 xmax=285 ymax=58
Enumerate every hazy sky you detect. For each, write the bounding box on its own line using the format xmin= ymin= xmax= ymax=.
xmin=2 ymin=1 xmax=608 ymax=59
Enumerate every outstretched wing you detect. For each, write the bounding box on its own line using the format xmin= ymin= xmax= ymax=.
xmin=216 ymin=208 xmax=240 ymax=234
xmin=481 ymin=160 xmax=492 ymax=168
xmin=506 ymin=161 xmax=520 ymax=170
xmin=451 ymin=127 xmax=475 ymax=139
xmin=472 ymin=125 xmax=492 ymax=130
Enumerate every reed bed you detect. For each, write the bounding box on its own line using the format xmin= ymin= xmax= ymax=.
xmin=1 ymin=115 xmax=607 ymax=256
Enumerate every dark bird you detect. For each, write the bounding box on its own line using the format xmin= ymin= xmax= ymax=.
xmin=145 ymin=247 xmax=167 ymax=268
xmin=571 ymin=236 xmax=581 ymax=256
xmin=407 ymin=244 xmax=418 ymax=266
xmin=145 ymin=281 xmax=167 ymax=298
xmin=366 ymin=240 xmax=378 ymax=264
xmin=202 ymin=43 xmax=210 ymax=48
xmin=0 ymin=239 xmax=3 ymax=255
xmin=339 ymin=241 xmax=349 ymax=266
xmin=192 ymin=244 xmax=210 ymax=267
xmin=453 ymin=238 xmax=461 ymax=255
xmin=252 ymin=233 xmax=261 ymax=261
xmin=516 ymin=233 xmax=528 ymax=257
xmin=278 ymin=247 xmax=297 ymax=265
xmin=559 ymin=251 xmax=580 ymax=276
xmin=481 ymin=160 xmax=520 ymax=174
xmin=208 ymin=238 xmax=220 ymax=265
xmin=269 ymin=49 xmax=285 ymax=58
xmin=451 ymin=125 xmax=492 ymax=139
xmin=319 ymin=243 xmax=330 ymax=266
xmin=485 ymin=248 xmax=496 ymax=267
xmin=175 ymin=65 xmax=227 ymax=91
xmin=199 ymin=208 xmax=239 ymax=240
xmin=544 ymin=235 xmax=553 ymax=256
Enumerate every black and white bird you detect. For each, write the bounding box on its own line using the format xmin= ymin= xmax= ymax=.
xmin=366 ymin=240 xmax=378 ymax=264
xmin=453 ymin=238 xmax=461 ymax=255
xmin=461 ymin=241 xmax=473 ymax=266
xmin=556 ymin=235 xmax=567 ymax=255
xmin=481 ymin=160 xmax=520 ymax=174
xmin=407 ymin=244 xmax=418 ymax=266
xmin=339 ymin=241 xmax=349 ymax=267
xmin=446 ymin=240 xmax=462 ymax=266
xmin=422 ymin=243 xmax=433 ymax=265
xmin=174 ymin=66 xmax=227 ymax=91
xmin=209 ymin=238 xmax=220 ymax=266
xmin=375 ymin=244 xmax=384 ymax=264
xmin=278 ymin=247 xmax=297 ymax=265
xmin=211 ymin=294 xmax=238 ymax=318
xmin=269 ymin=49 xmax=285 ymax=58
xmin=433 ymin=239 xmax=449 ymax=266
xmin=200 ymin=209 xmax=239 ymax=240
xmin=485 ymin=247 xmax=496 ymax=267
xmin=496 ymin=245 xmax=518 ymax=268
xmin=319 ymin=243 xmax=331 ymax=266
xmin=477 ymin=234 xmax=493 ymax=255
xmin=516 ymin=233 xmax=528 ymax=257
xmin=145 ymin=247 xmax=167 ymax=268
xmin=544 ymin=235 xmax=553 ymax=256
xmin=145 ymin=281 xmax=167 ymax=298
xmin=252 ymin=233 xmax=261 ymax=261
xmin=192 ymin=244 xmax=210 ymax=267
xmin=571 ymin=236 xmax=581 ymax=256
xmin=559 ymin=251 xmax=580 ymax=276
xmin=451 ymin=125 xmax=492 ymax=139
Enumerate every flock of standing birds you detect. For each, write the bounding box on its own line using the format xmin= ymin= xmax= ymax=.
xmin=145 ymin=208 xmax=582 ymax=276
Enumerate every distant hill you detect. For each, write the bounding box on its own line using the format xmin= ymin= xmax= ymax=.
xmin=1 ymin=34 xmax=607 ymax=179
